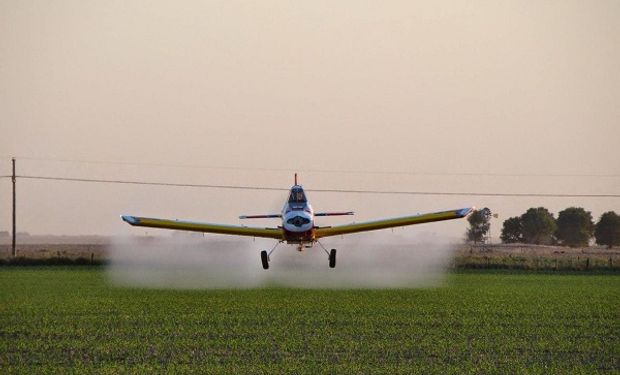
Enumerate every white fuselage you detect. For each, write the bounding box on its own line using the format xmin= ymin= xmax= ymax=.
xmin=281 ymin=185 xmax=315 ymax=241
xmin=282 ymin=202 xmax=314 ymax=233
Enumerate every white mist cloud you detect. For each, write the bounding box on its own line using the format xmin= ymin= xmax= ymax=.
xmin=106 ymin=230 xmax=457 ymax=289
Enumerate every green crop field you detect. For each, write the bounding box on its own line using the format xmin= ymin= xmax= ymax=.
xmin=0 ymin=268 xmax=618 ymax=374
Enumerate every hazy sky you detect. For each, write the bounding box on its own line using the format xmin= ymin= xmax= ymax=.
xmin=1 ymin=1 xmax=619 ymax=238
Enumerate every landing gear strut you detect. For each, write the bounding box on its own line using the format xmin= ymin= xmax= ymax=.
xmin=317 ymin=241 xmax=337 ymax=268
xmin=261 ymin=242 xmax=282 ymax=270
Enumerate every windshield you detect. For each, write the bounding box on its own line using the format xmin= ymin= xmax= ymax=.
xmin=288 ymin=187 xmax=307 ymax=204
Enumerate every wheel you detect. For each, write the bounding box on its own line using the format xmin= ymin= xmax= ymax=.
xmin=260 ymin=250 xmax=269 ymax=270
xmin=329 ymin=249 xmax=336 ymax=268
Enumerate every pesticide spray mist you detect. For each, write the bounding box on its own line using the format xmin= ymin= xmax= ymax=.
xmin=106 ymin=231 xmax=457 ymax=289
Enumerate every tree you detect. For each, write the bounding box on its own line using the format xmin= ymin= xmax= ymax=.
xmin=595 ymin=211 xmax=620 ymax=249
xmin=555 ymin=207 xmax=594 ymax=247
xmin=467 ymin=207 xmax=492 ymax=244
xmin=500 ymin=216 xmax=522 ymax=243
xmin=520 ymin=207 xmax=557 ymax=245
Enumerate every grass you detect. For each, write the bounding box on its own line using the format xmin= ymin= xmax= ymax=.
xmin=0 ymin=268 xmax=618 ymax=374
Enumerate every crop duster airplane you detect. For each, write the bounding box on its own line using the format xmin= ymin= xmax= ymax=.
xmin=121 ymin=174 xmax=474 ymax=269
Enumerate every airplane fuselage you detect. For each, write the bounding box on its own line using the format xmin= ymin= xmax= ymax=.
xmin=281 ymin=185 xmax=315 ymax=245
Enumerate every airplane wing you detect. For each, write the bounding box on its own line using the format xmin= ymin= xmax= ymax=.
xmin=314 ymin=211 xmax=354 ymax=217
xmin=239 ymin=214 xmax=282 ymax=219
xmin=121 ymin=215 xmax=283 ymax=239
xmin=314 ymin=207 xmax=474 ymax=238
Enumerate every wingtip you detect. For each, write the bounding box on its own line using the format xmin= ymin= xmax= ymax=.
xmin=457 ymin=207 xmax=475 ymax=217
xmin=121 ymin=215 xmax=139 ymax=225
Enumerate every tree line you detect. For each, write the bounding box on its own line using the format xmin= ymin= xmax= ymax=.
xmin=467 ymin=207 xmax=620 ymax=248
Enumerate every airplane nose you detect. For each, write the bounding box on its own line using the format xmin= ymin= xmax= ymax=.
xmin=287 ymin=215 xmax=310 ymax=227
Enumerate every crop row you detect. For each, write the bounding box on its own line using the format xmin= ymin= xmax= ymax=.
xmin=0 ymin=269 xmax=618 ymax=373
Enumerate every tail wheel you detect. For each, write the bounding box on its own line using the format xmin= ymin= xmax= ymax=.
xmin=329 ymin=249 xmax=336 ymax=268
xmin=260 ymin=250 xmax=269 ymax=270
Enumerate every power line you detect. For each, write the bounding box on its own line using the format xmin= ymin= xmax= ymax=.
xmin=17 ymin=175 xmax=287 ymax=192
xmin=313 ymin=189 xmax=620 ymax=198
xmin=16 ymin=175 xmax=620 ymax=198
xmin=7 ymin=156 xmax=620 ymax=178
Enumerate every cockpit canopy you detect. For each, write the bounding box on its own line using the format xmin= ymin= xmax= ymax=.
xmin=288 ymin=186 xmax=307 ymax=204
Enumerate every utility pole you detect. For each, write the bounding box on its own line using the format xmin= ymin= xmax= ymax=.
xmin=12 ymin=157 xmax=16 ymax=257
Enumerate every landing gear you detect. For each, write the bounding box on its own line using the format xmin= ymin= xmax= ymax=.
xmin=260 ymin=250 xmax=269 ymax=270
xmin=261 ymin=242 xmax=282 ymax=270
xmin=329 ymin=249 xmax=336 ymax=268
xmin=317 ymin=241 xmax=337 ymax=269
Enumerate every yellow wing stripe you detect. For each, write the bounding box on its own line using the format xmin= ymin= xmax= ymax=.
xmin=314 ymin=208 xmax=473 ymax=238
xmin=121 ymin=216 xmax=283 ymax=240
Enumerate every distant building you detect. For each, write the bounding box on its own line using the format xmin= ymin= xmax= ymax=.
xmin=0 ymin=231 xmax=8 ymax=237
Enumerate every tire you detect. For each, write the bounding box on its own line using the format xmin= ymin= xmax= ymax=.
xmin=261 ymin=250 xmax=269 ymax=270
xmin=329 ymin=249 xmax=336 ymax=268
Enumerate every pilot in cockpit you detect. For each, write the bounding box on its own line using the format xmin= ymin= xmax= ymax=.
xmin=289 ymin=188 xmax=307 ymax=204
